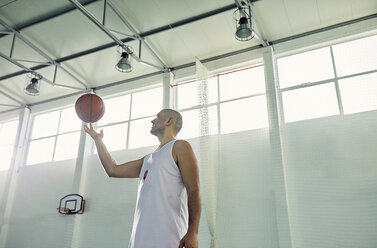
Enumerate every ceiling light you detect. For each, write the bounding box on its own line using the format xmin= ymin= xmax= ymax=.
xmin=115 ymin=45 xmax=133 ymax=73
xmin=24 ymin=72 xmax=42 ymax=96
xmin=234 ymin=6 xmax=254 ymax=41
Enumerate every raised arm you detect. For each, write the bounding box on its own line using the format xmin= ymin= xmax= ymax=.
xmin=84 ymin=123 xmax=143 ymax=178
xmin=174 ymin=140 xmax=201 ymax=248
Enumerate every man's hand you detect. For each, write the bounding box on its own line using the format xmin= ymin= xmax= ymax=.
xmin=178 ymin=231 xmax=198 ymax=248
xmin=84 ymin=123 xmax=103 ymax=141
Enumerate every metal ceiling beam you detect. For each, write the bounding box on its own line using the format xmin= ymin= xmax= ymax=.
xmin=106 ymin=0 xmax=167 ymax=69
xmin=0 ymin=0 xmax=99 ymax=39
xmin=0 ymin=3 xmax=237 ymax=82
xmin=0 ymin=4 xmax=376 ymax=84
xmin=68 ymin=0 xmax=166 ymax=71
xmin=0 ymin=18 xmax=88 ymax=90
xmin=0 ymin=51 xmax=54 ymax=86
xmin=0 ymin=51 xmax=84 ymax=91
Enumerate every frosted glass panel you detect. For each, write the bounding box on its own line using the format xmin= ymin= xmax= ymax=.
xmin=129 ymin=117 xmax=157 ymax=149
xmin=0 ymin=145 xmax=13 ymax=171
xmin=54 ymin=132 xmax=80 ymax=161
xmin=333 ymin=35 xmax=377 ymax=77
xmin=31 ymin=111 xmax=60 ymax=139
xmin=98 ymin=94 xmax=131 ymax=126
xmin=282 ymin=83 xmax=339 ymax=123
xmin=0 ymin=120 xmax=18 ymax=145
xmin=27 ymin=137 xmax=55 ymax=165
xmin=277 ymin=47 xmax=334 ymax=88
xmin=178 ymin=106 xmax=218 ymax=139
xmin=339 ymin=72 xmax=377 ymax=114
xmin=220 ymin=65 xmax=265 ymax=101
xmin=220 ymin=96 xmax=268 ymax=134
xmin=59 ymin=108 xmax=82 ymax=133
xmin=98 ymin=123 xmax=128 ymax=152
xmin=177 ymin=77 xmax=218 ymax=109
xmin=131 ymin=88 xmax=162 ymax=119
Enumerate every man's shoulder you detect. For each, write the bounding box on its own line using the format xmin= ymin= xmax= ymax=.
xmin=173 ymin=139 xmax=194 ymax=154
xmin=174 ymin=139 xmax=190 ymax=148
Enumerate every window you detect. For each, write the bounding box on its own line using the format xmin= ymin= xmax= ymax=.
xmin=339 ymin=72 xmax=377 ymax=114
xmin=220 ymin=65 xmax=265 ymax=100
xmin=26 ymin=107 xmax=81 ymax=165
xmin=131 ymin=88 xmax=163 ymax=119
xmin=282 ymin=83 xmax=339 ymax=123
xmin=99 ymin=123 xmax=128 ymax=152
xmin=332 ymin=35 xmax=377 ymax=77
xmin=178 ymin=106 xmax=218 ymax=139
xmin=177 ymin=77 xmax=218 ymax=110
xmin=177 ymin=64 xmax=268 ymax=138
xmin=220 ymin=96 xmax=268 ymax=133
xmin=277 ymin=47 xmax=334 ymax=88
xmin=277 ymin=34 xmax=377 ymax=122
xmin=97 ymin=94 xmax=131 ymax=126
xmin=129 ymin=117 xmax=156 ymax=149
xmin=95 ymin=87 xmax=162 ymax=152
xmin=0 ymin=120 xmax=19 ymax=171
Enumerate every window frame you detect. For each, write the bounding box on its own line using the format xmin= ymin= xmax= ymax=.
xmin=93 ymin=85 xmax=163 ymax=152
xmin=175 ymin=64 xmax=269 ymax=138
xmin=275 ymin=34 xmax=377 ymax=123
xmin=25 ymin=107 xmax=82 ymax=165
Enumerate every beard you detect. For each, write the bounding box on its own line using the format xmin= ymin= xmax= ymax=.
xmin=150 ymin=125 xmax=164 ymax=136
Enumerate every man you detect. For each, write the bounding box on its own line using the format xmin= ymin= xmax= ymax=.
xmin=84 ymin=109 xmax=201 ymax=248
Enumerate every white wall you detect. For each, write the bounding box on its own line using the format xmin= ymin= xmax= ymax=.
xmin=2 ymin=160 xmax=76 ymax=248
xmin=0 ymin=127 xmax=277 ymax=248
xmin=282 ymin=111 xmax=377 ymax=248
xmin=2 ymin=111 xmax=377 ymax=248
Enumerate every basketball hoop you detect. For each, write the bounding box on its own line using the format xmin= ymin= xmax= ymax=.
xmin=57 ymin=194 xmax=85 ymax=215
xmin=57 ymin=207 xmax=72 ymax=215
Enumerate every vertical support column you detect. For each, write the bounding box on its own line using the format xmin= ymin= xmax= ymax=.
xmin=67 ymin=123 xmax=92 ymax=248
xmin=162 ymin=71 xmax=173 ymax=109
xmin=262 ymin=46 xmax=293 ymax=248
xmin=0 ymin=107 xmax=30 ymax=247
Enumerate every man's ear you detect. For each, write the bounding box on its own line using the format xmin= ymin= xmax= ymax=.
xmin=165 ymin=117 xmax=174 ymax=127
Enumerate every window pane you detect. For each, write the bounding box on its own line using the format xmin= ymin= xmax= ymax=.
xmin=220 ymin=96 xmax=268 ymax=134
xmin=59 ymin=108 xmax=82 ymax=133
xmin=178 ymin=77 xmax=218 ymax=109
xmin=339 ymin=72 xmax=377 ymax=114
xmin=277 ymin=47 xmax=334 ymax=88
xmin=178 ymin=106 xmax=218 ymax=139
xmin=333 ymin=35 xmax=377 ymax=77
xmin=131 ymin=88 xmax=162 ymax=119
xmin=220 ymin=65 xmax=265 ymax=101
xmin=54 ymin=132 xmax=80 ymax=161
xmin=0 ymin=120 xmax=18 ymax=145
xmin=129 ymin=117 xmax=158 ymax=149
xmin=95 ymin=123 xmax=128 ymax=152
xmin=31 ymin=111 xmax=60 ymax=139
xmin=26 ymin=137 xmax=55 ymax=165
xmin=0 ymin=145 xmax=14 ymax=171
xmin=282 ymin=83 xmax=339 ymax=123
xmin=97 ymin=94 xmax=131 ymax=126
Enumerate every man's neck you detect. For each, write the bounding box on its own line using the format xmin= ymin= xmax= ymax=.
xmin=157 ymin=135 xmax=175 ymax=150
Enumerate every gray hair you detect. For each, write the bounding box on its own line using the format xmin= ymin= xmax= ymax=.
xmin=162 ymin=109 xmax=183 ymax=134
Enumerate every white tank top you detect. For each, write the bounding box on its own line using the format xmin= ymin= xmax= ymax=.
xmin=128 ymin=140 xmax=188 ymax=248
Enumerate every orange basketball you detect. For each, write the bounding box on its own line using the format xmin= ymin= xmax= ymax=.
xmin=75 ymin=93 xmax=105 ymax=123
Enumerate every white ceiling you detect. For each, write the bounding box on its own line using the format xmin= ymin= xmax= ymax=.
xmin=0 ymin=0 xmax=376 ymax=113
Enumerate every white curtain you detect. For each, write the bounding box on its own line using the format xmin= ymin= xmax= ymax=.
xmin=196 ymin=57 xmax=218 ymax=248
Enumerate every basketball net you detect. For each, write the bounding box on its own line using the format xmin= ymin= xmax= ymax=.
xmin=196 ymin=57 xmax=218 ymax=248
